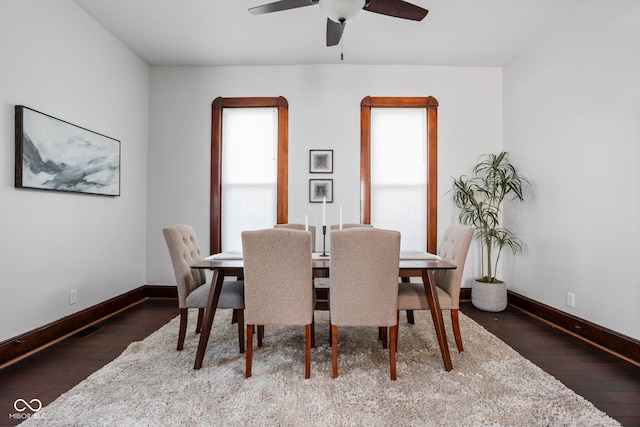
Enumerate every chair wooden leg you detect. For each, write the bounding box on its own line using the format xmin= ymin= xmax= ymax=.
xmin=246 ymin=324 xmax=253 ymax=378
xmin=451 ymin=309 xmax=464 ymax=352
xmin=395 ymin=311 xmax=400 ymax=350
xmin=195 ymin=308 xmax=204 ymax=333
xmin=406 ymin=309 xmax=415 ymax=324
xmin=236 ymin=309 xmax=245 ymax=354
xmin=400 ymin=278 xmax=415 ymax=325
xmin=177 ymin=308 xmax=188 ymax=351
xmin=379 ymin=327 xmax=388 ymax=349
xmin=257 ymin=325 xmax=264 ymax=347
xmin=231 ymin=309 xmax=237 ymax=324
xmin=389 ymin=324 xmax=398 ymax=381
xmin=311 ymin=313 xmax=316 ymax=348
xmin=331 ymin=325 xmax=339 ymax=378
xmin=305 ymin=324 xmax=312 ymax=379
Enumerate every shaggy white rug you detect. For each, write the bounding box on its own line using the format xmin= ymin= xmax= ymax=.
xmin=21 ymin=310 xmax=620 ymax=426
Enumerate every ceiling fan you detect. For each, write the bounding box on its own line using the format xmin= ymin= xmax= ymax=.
xmin=249 ymin=0 xmax=428 ymax=47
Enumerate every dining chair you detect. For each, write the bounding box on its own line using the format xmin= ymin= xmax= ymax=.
xmin=397 ymin=225 xmax=473 ymax=352
xmin=241 ymin=228 xmax=315 ymax=379
xmin=275 ymin=223 xmax=316 ymax=252
xmin=275 ymin=223 xmax=323 ymax=315
xmin=330 ymin=223 xmax=373 ymax=230
xmin=329 ymin=227 xmax=401 ymax=380
xmin=319 ymin=223 xmax=372 ymax=299
xmin=311 ymin=223 xmax=375 ymax=339
xmin=162 ymin=224 xmax=245 ymax=352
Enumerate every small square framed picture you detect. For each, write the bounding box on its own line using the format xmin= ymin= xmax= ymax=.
xmin=309 ymin=179 xmax=333 ymax=203
xmin=309 ymin=149 xmax=333 ymax=173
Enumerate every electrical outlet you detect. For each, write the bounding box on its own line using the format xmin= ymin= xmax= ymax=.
xmin=566 ymin=292 xmax=575 ymax=308
xmin=69 ymin=289 xmax=78 ymax=305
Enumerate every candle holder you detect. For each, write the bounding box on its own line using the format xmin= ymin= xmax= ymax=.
xmin=320 ymin=225 xmax=329 ymax=257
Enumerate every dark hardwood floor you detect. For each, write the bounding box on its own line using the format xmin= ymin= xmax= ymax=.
xmin=0 ymin=299 xmax=179 ymax=427
xmin=0 ymin=299 xmax=638 ymax=426
xmin=461 ymin=302 xmax=640 ymax=427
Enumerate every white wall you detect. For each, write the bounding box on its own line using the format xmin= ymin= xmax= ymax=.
xmin=8 ymin=0 xmax=634 ymax=348
xmin=0 ymin=0 xmax=149 ymax=341
xmin=503 ymin=0 xmax=640 ymax=339
xmin=146 ymin=65 xmax=503 ymax=286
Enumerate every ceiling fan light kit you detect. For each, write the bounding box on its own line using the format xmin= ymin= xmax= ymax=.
xmin=319 ymin=0 xmax=366 ymax=23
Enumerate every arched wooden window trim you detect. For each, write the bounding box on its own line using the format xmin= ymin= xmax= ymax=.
xmin=360 ymin=96 xmax=439 ymax=253
xmin=210 ymin=96 xmax=289 ymax=254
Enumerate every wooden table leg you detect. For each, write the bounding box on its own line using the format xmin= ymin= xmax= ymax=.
xmin=422 ymin=269 xmax=453 ymax=371
xmin=193 ymin=269 xmax=224 ymax=369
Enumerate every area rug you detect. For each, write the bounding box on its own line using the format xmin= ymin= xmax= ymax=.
xmin=21 ymin=310 xmax=620 ymax=426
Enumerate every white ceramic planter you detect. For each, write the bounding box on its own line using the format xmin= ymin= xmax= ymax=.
xmin=471 ymin=280 xmax=507 ymax=312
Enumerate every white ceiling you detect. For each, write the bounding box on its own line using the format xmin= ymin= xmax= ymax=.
xmin=73 ymin=0 xmax=586 ymax=67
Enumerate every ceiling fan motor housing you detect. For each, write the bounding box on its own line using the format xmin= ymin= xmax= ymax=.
xmin=319 ymin=0 xmax=366 ymax=23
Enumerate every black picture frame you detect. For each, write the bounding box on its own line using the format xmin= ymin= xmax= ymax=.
xmin=15 ymin=106 xmax=121 ymax=196
xmin=309 ymin=149 xmax=333 ymax=173
xmin=309 ymin=179 xmax=333 ymax=203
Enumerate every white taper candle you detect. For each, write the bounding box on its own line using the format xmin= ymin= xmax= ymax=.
xmin=322 ymin=196 xmax=326 ymax=226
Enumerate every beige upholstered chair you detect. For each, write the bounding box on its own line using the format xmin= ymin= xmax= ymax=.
xmin=315 ymin=224 xmax=372 ymax=293
xmin=397 ymin=225 xmax=473 ymax=352
xmin=242 ymin=228 xmax=315 ymax=379
xmin=276 ymin=223 xmax=322 ymax=310
xmin=274 ymin=223 xmax=316 ymax=252
xmin=330 ymin=223 xmax=373 ymax=230
xmin=329 ymin=227 xmax=401 ymax=380
xmin=162 ymin=225 xmax=245 ymax=352
xmin=321 ymin=224 xmax=371 ymax=286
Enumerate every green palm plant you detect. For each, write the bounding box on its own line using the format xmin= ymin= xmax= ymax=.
xmin=451 ymin=152 xmax=530 ymax=283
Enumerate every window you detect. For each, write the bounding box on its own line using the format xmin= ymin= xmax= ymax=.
xmin=360 ymin=96 xmax=439 ymax=253
xmin=210 ymin=97 xmax=289 ymax=254
xmin=371 ymin=108 xmax=427 ymax=251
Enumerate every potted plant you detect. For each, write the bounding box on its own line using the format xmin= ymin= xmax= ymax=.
xmin=451 ymin=151 xmax=531 ymax=311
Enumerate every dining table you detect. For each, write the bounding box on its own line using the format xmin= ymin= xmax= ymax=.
xmin=190 ymin=251 xmax=457 ymax=371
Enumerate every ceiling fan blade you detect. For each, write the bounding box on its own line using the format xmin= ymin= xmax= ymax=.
xmin=326 ymin=18 xmax=345 ymax=46
xmin=249 ymin=0 xmax=318 ymax=15
xmin=363 ymin=0 xmax=428 ymax=21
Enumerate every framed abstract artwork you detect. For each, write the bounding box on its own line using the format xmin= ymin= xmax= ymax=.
xmin=309 ymin=149 xmax=333 ymax=173
xmin=309 ymin=179 xmax=333 ymax=203
xmin=15 ymin=106 xmax=121 ymax=196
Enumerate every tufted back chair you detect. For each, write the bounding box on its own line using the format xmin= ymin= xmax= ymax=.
xmin=163 ymin=224 xmax=207 ymax=309
xmin=163 ymin=224 xmax=245 ymax=352
xmin=433 ymin=225 xmax=474 ymax=310
xmin=397 ymin=225 xmax=473 ymax=352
